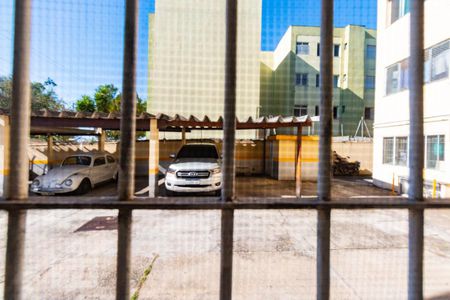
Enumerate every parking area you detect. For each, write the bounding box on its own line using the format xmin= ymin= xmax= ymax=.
xmin=29 ymin=176 xmax=393 ymax=198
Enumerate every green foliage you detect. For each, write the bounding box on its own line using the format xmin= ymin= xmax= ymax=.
xmin=75 ymin=95 xmax=96 ymax=112
xmin=0 ymin=76 xmax=65 ymax=111
xmin=113 ymin=93 xmax=147 ymax=114
xmin=131 ymin=255 xmax=159 ymax=300
xmin=94 ymin=84 xmax=118 ymax=113
xmin=74 ymin=83 xmax=147 ymax=140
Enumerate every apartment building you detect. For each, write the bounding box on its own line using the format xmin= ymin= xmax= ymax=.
xmin=260 ymin=25 xmax=377 ymax=136
xmin=372 ymin=0 xmax=450 ymax=196
xmin=147 ymin=0 xmax=262 ymax=138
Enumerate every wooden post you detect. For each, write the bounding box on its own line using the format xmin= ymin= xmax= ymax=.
xmin=262 ymin=129 xmax=267 ymax=176
xmin=47 ymin=135 xmax=54 ymax=170
xmin=148 ymin=118 xmax=159 ymax=197
xmin=98 ymin=129 xmax=106 ymax=152
xmin=295 ymin=126 xmax=302 ymax=198
xmin=181 ymin=128 xmax=186 ymax=145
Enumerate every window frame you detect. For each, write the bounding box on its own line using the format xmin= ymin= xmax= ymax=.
xmin=293 ymin=104 xmax=308 ymax=117
xmin=295 ymin=73 xmax=309 ymax=87
xmin=296 ymin=41 xmax=310 ymax=55
xmin=383 ymin=137 xmax=395 ymax=165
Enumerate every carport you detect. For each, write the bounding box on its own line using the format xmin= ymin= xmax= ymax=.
xmin=0 ymin=108 xmax=311 ymax=197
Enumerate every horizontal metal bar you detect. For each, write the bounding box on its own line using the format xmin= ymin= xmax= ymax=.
xmin=2 ymin=197 xmax=450 ymax=210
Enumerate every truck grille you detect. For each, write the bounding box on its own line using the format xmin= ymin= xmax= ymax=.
xmin=176 ymin=170 xmax=210 ymax=179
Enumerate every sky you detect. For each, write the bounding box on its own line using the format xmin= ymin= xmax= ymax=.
xmin=0 ymin=0 xmax=377 ymax=107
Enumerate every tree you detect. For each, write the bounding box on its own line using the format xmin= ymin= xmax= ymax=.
xmin=74 ymin=84 xmax=147 ymax=140
xmin=94 ymin=84 xmax=118 ymax=113
xmin=75 ymin=95 xmax=96 ymax=112
xmin=112 ymin=93 xmax=147 ymax=114
xmin=0 ymin=76 xmax=65 ymax=111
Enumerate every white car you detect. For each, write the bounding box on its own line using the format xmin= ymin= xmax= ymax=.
xmin=165 ymin=143 xmax=222 ymax=196
xmin=30 ymin=153 xmax=118 ymax=195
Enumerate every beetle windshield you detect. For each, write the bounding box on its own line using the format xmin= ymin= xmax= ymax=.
xmin=177 ymin=145 xmax=219 ymax=159
xmin=62 ymin=156 xmax=92 ymax=166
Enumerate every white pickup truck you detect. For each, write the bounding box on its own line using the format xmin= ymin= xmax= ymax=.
xmin=164 ymin=143 xmax=222 ymax=196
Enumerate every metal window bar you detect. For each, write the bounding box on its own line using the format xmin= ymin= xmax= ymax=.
xmin=0 ymin=0 xmax=433 ymax=300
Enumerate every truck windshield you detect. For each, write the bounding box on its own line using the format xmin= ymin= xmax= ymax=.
xmin=177 ymin=145 xmax=219 ymax=159
xmin=62 ymin=156 xmax=92 ymax=166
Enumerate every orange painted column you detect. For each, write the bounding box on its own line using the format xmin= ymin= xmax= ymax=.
xmin=0 ymin=115 xmax=10 ymax=197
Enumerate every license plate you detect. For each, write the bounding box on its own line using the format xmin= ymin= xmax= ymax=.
xmin=187 ymin=181 xmax=200 ymax=185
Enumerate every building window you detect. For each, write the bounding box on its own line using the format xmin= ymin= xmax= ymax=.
xmin=315 ymin=44 xmax=340 ymax=57
xmin=296 ymin=73 xmax=308 ymax=86
xmin=316 ymin=74 xmax=320 ymax=87
xmin=400 ymin=60 xmax=409 ymax=91
xmin=334 ymin=44 xmax=340 ymax=57
xmin=430 ymin=40 xmax=449 ymax=81
xmin=386 ymin=40 xmax=449 ymax=96
xmin=296 ymin=42 xmax=310 ymax=55
xmin=366 ymin=45 xmax=376 ymax=60
xmin=426 ymin=135 xmax=445 ymax=169
xmin=395 ymin=137 xmax=408 ymax=166
xmin=333 ymin=75 xmax=339 ymax=88
xmin=315 ymin=105 xmax=319 ymax=116
xmin=341 ymin=105 xmax=346 ymax=115
xmin=365 ymin=76 xmax=375 ymax=89
xmin=364 ymin=107 xmax=374 ymax=120
xmin=383 ymin=137 xmax=394 ymax=164
xmin=424 ymin=48 xmax=432 ymax=83
xmin=386 ymin=64 xmax=399 ymax=95
xmin=389 ymin=0 xmax=410 ymax=25
xmin=333 ymin=106 xmax=338 ymax=119
xmin=294 ymin=105 xmax=308 ymax=117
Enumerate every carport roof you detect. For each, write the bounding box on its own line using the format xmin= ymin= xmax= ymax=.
xmin=0 ymin=108 xmax=312 ymax=133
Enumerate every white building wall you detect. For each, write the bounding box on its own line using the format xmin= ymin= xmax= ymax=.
xmin=373 ymin=0 xmax=450 ymax=195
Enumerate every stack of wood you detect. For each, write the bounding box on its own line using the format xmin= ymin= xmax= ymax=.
xmin=332 ymin=151 xmax=360 ymax=176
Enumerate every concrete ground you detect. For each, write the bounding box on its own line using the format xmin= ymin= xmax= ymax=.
xmin=2 ymin=177 xmax=449 ymax=299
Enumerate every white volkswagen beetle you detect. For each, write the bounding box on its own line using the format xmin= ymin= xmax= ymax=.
xmin=30 ymin=153 xmax=118 ymax=195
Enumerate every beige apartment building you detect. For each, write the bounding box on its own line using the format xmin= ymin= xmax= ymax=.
xmin=147 ymin=0 xmax=262 ymax=138
xmin=260 ymin=25 xmax=377 ymax=136
xmin=372 ymin=0 xmax=450 ymax=196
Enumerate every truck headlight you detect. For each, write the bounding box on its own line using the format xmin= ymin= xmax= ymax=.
xmin=64 ymin=179 xmax=73 ymax=186
xmin=210 ymin=167 xmax=221 ymax=174
xmin=31 ymin=179 xmax=40 ymax=187
xmin=167 ymin=167 xmax=176 ymax=175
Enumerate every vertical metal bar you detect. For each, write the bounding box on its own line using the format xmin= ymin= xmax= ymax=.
xmin=4 ymin=0 xmax=32 ymax=299
xmin=116 ymin=0 xmax=138 ymax=298
xmin=317 ymin=0 xmax=333 ymax=299
xmin=7 ymin=0 xmax=32 ymax=200
xmin=222 ymin=0 xmax=238 ymax=202
xmin=408 ymin=0 xmax=425 ymax=298
xmin=295 ymin=126 xmax=302 ymax=198
xmin=220 ymin=0 xmax=238 ymax=299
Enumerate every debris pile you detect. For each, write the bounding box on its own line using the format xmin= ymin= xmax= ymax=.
xmin=332 ymin=151 xmax=360 ymax=176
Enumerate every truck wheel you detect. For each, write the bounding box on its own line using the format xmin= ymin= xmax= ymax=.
xmin=75 ymin=179 xmax=91 ymax=195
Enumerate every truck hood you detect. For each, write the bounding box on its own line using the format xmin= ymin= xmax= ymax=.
xmin=169 ymin=158 xmax=220 ymax=171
